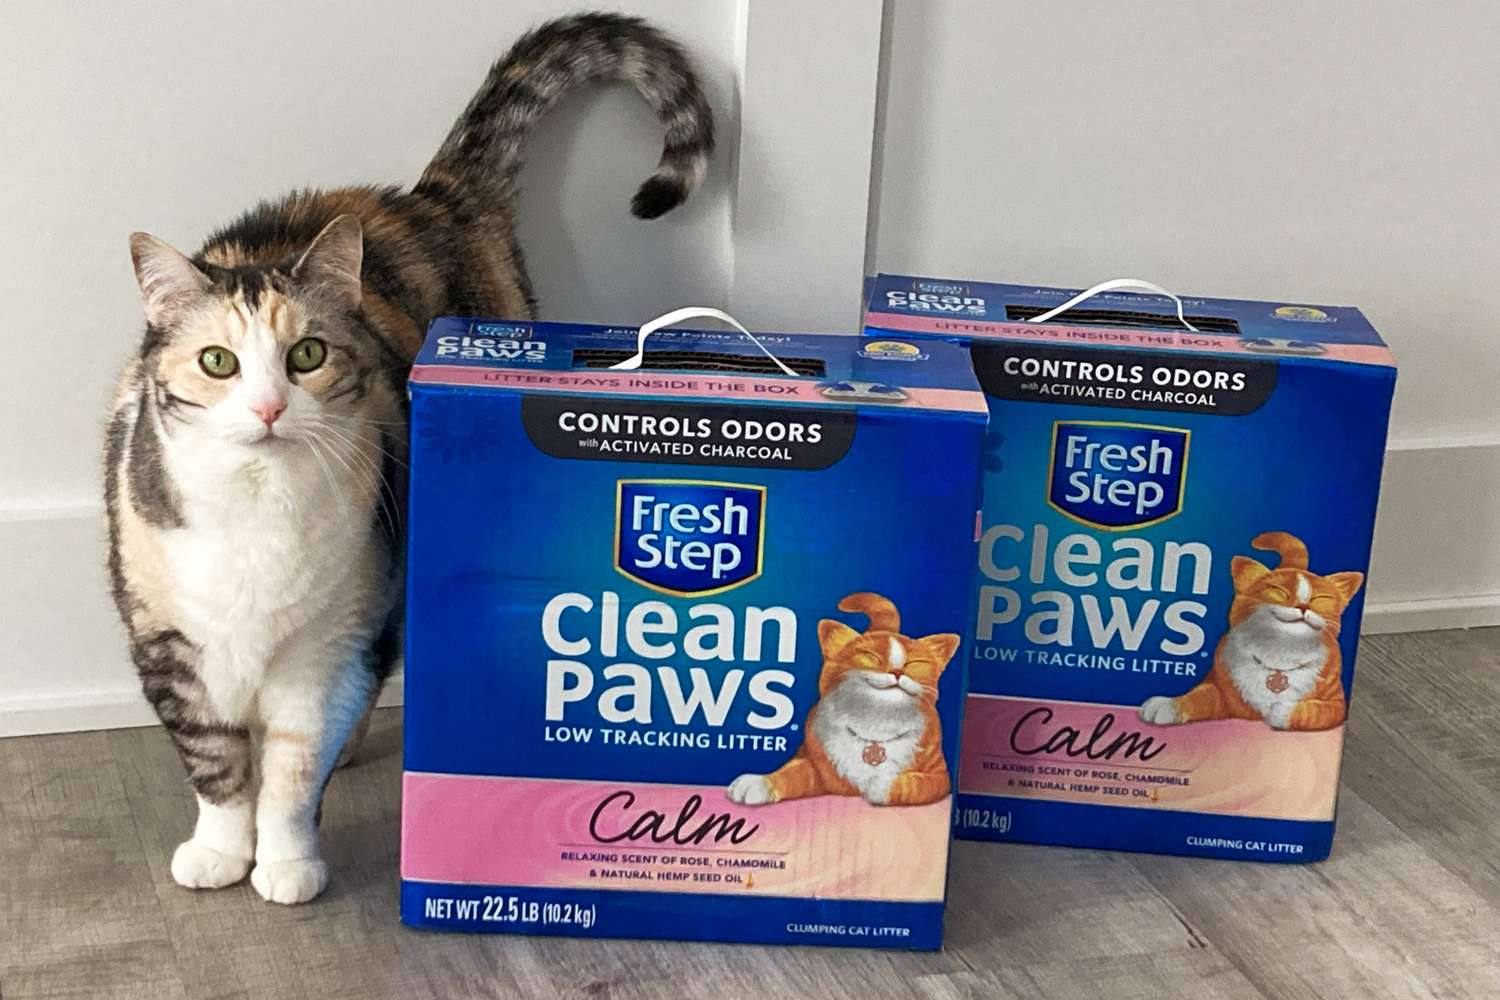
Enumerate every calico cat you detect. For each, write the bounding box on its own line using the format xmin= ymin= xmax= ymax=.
xmin=105 ymin=13 xmax=713 ymax=905
xmin=727 ymin=593 xmax=958 ymax=808
xmin=1139 ymin=532 xmax=1364 ymax=731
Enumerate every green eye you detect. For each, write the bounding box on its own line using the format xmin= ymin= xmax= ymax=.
xmin=288 ymin=337 xmax=327 ymax=373
xmin=198 ymin=346 xmax=239 ymax=378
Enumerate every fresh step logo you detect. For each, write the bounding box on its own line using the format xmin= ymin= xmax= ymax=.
xmin=615 ymin=480 xmax=766 ymax=597
xmin=884 ymin=283 xmax=986 ymax=316
xmin=435 ymin=322 xmax=545 ymax=361
xmin=474 ymin=322 xmax=531 ymax=338
xmin=1048 ymin=422 xmax=1189 ymax=530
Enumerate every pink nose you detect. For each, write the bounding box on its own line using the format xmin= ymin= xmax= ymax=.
xmin=252 ymin=399 xmax=287 ymax=428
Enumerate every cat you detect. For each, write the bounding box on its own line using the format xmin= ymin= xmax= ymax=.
xmin=104 ymin=12 xmax=713 ymax=905
xmin=1139 ymin=531 xmax=1363 ymax=731
xmin=727 ymin=593 xmax=958 ymax=808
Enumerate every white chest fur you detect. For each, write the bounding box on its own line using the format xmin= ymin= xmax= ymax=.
xmin=161 ymin=441 xmax=379 ymax=721
xmin=812 ymin=675 xmax=927 ymax=803
xmin=1222 ymin=612 xmax=1327 ymax=729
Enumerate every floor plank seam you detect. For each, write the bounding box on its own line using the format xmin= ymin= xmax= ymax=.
xmin=946 ymin=938 xmax=982 ymax=975
xmin=115 ymin=747 xmax=205 ymax=993
xmin=1153 ymin=888 xmax=1286 ymax=1000
xmin=1169 ymin=907 xmax=1209 ymax=950
xmin=1131 ymin=866 xmax=1284 ymax=1000
xmin=1341 ymin=720 xmax=1500 ymax=906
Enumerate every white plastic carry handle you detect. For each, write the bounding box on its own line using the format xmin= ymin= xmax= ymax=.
xmin=609 ymin=306 xmax=798 ymax=377
xmin=1025 ymin=278 xmax=1199 ymax=334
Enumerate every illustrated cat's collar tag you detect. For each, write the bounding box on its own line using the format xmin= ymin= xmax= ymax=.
xmin=1266 ymin=669 xmax=1291 ymax=694
xmin=862 ymin=741 xmax=887 ymax=766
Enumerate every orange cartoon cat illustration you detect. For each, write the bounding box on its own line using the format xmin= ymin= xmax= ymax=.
xmin=1139 ymin=531 xmax=1363 ymax=731
xmin=726 ymin=592 xmax=958 ymax=807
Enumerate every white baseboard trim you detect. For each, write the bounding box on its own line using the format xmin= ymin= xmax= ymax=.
xmin=0 ymin=688 xmax=158 ymax=738
xmin=1361 ymin=594 xmax=1500 ymax=636
xmin=0 ymin=673 xmax=406 ymax=740
xmin=379 ymin=672 xmax=406 ymax=709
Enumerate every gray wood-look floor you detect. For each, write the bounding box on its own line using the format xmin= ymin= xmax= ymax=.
xmin=3 ymin=628 xmax=1498 ymax=1000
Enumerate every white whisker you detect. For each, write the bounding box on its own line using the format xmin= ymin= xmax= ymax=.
xmin=301 ymin=437 xmax=346 ymax=510
xmin=313 ymin=421 xmax=400 ymax=539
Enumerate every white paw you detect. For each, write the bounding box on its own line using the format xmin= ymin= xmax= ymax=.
xmin=251 ymin=858 xmax=329 ymax=905
xmin=171 ymin=840 xmax=252 ymax=889
xmin=1139 ymin=696 xmax=1182 ymax=726
xmin=1267 ymin=705 xmax=1294 ymax=730
xmin=726 ymin=773 xmax=776 ymax=806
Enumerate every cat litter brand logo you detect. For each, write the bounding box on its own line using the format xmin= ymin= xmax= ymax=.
xmin=858 ymin=340 xmax=928 ymax=362
xmin=1272 ymin=305 xmax=1333 ymax=323
xmin=1047 ymin=422 xmax=1190 ymax=531
xmin=615 ymin=480 xmax=766 ymax=597
xmin=473 ymin=322 xmax=532 ymax=337
xmin=884 ymin=282 xmax=987 ymax=316
xmin=916 ymin=280 xmax=967 ymax=296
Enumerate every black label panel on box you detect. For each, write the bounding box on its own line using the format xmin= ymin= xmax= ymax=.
xmin=971 ymin=342 xmax=1277 ymax=416
xmin=521 ymin=395 xmax=856 ymax=470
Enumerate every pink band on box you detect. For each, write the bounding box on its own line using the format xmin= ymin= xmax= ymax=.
xmin=401 ymin=772 xmax=951 ymax=901
xmin=867 ymin=313 xmax=1397 ymax=369
xmin=409 ymin=365 xmax=990 ymax=414
xmin=957 ymin=694 xmax=1342 ymax=822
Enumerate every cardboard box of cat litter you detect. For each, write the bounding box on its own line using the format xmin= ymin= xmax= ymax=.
xmin=864 ymin=274 xmax=1397 ymax=863
xmin=400 ymin=315 xmax=988 ymax=947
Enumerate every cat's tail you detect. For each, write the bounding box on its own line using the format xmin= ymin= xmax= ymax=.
xmin=1251 ymin=531 xmax=1309 ymax=570
xmin=418 ymin=12 xmax=714 ymax=219
xmin=838 ymin=593 xmax=901 ymax=634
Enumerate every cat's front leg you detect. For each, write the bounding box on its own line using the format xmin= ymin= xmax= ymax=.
xmin=728 ymin=755 xmax=823 ymax=806
xmin=1141 ymin=680 xmax=1226 ymax=725
xmin=726 ymin=772 xmax=778 ymax=806
xmin=251 ymin=635 xmax=378 ymax=905
xmin=1265 ymin=702 xmax=1295 ymax=729
xmin=134 ymin=631 xmax=256 ymax=889
xmin=1138 ymin=695 xmax=1182 ymax=725
xmin=881 ymin=769 xmax=950 ymax=807
xmin=1285 ymin=697 xmax=1346 ymax=731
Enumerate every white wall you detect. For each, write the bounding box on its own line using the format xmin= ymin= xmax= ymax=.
xmin=870 ymin=0 xmax=1500 ymax=618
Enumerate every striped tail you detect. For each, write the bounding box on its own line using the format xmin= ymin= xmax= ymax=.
xmin=1251 ymin=531 xmax=1310 ymax=571
xmin=838 ymin=593 xmax=901 ymax=634
xmin=419 ymin=12 xmax=714 ymax=219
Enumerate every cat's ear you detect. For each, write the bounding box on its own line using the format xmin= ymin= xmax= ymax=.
xmin=1231 ymin=555 xmax=1269 ymax=593
xmin=129 ymin=233 xmax=210 ymax=328
xmin=916 ymin=633 xmax=961 ymax=671
xmin=1324 ymin=571 xmax=1365 ymax=604
xmin=293 ymin=214 xmax=363 ymax=310
xmin=818 ymin=620 xmax=859 ymax=659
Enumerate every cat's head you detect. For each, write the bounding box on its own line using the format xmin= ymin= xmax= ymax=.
xmin=817 ymin=594 xmax=958 ymax=704
xmin=1229 ymin=532 xmax=1363 ymax=637
xmin=127 ymin=214 xmax=396 ymax=449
